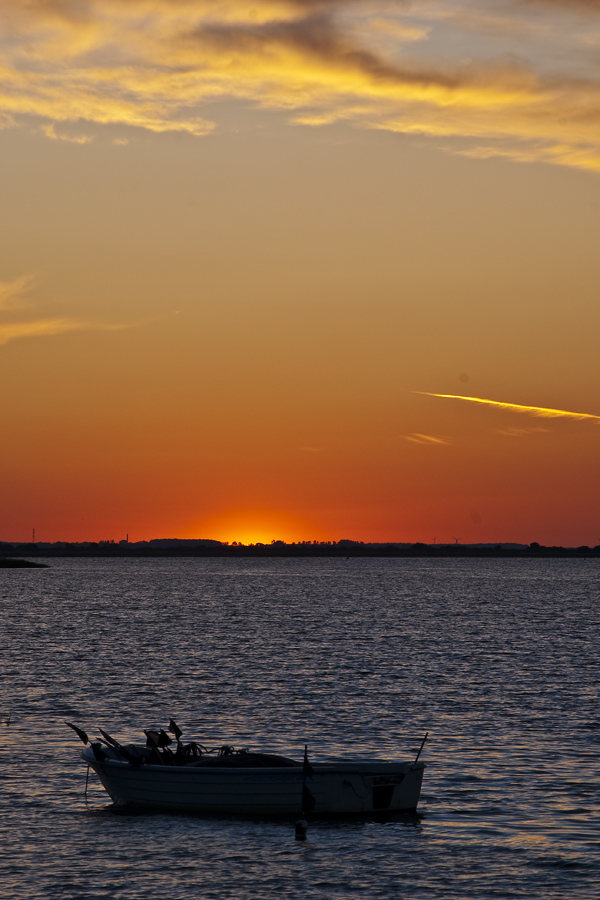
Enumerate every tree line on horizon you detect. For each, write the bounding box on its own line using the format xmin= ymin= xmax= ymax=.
xmin=1 ymin=539 xmax=599 ymax=558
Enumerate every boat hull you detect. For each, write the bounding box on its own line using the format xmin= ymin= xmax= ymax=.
xmin=82 ymin=750 xmax=425 ymax=815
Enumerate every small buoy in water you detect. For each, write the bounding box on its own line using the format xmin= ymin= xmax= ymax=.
xmin=295 ymin=818 xmax=308 ymax=841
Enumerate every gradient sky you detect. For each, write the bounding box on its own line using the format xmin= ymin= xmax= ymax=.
xmin=1 ymin=0 xmax=600 ymax=546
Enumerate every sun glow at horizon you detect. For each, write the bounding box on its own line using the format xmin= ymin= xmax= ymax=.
xmin=193 ymin=510 xmax=320 ymax=546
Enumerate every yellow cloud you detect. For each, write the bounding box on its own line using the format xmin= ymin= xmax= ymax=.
xmin=0 ymin=1 xmax=599 ymax=170
xmin=42 ymin=123 xmax=94 ymax=143
xmin=455 ymin=141 xmax=600 ymax=173
xmin=417 ymin=392 xmax=600 ymax=422
xmin=405 ymin=433 xmax=449 ymax=445
xmin=0 ymin=318 xmax=87 ymax=345
xmin=494 ymin=426 xmax=549 ymax=437
xmin=0 ymin=271 xmax=134 ymax=344
xmin=0 ymin=317 xmax=134 ymax=345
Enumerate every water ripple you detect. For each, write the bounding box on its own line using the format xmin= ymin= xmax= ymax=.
xmin=1 ymin=557 xmax=599 ymax=899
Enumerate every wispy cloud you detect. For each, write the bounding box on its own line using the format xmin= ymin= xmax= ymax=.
xmin=0 ymin=317 xmax=87 ymax=345
xmin=494 ymin=425 xmax=549 ymax=437
xmin=0 ymin=273 xmax=130 ymax=345
xmin=416 ymin=391 xmax=600 ymax=421
xmin=405 ymin=432 xmax=450 ymax=445
xmin=514 ymin=1 xmax=600 ymax=11
xmin=42 ymin=123 xmax=94 ymax=143
xmin=0 ymin=274 xmax=35 ymax=310
xmin=0 ymin=1 xmax=599 ymax=170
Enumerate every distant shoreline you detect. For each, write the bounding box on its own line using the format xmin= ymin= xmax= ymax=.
xmin=1 ymin=541 xmax=598 ymax=559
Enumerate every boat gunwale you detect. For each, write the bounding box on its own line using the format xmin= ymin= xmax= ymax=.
xmin=82 ymin=747 xmax=425 ymax=777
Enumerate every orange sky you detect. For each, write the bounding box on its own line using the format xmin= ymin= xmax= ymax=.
xmin=1 ymin=0 xmax=600 ymax=546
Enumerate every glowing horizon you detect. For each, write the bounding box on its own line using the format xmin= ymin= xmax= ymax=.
xmin=191 ymin=509 xmax=320 ymax=547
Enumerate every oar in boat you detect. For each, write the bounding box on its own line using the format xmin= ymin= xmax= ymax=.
xmin=168 ymin=718 xmax=183 ymax=741
xmin=145 ymin=729 xmax=161 ymax=748
xmin=158 ymin=729 xmax=175 ymax=762
xmin=144 ymin=727 xmax=174 ymax=763
xmin=66 ymin=722 xmax=89 ymax=744
xmin=167 ymin=720 xmax=188 ymax=762
xmin=99 ymin=728 xmax=144 ymax=766
xmin=99 ymin=728 xmax=120 ymax=748
xmin=66 ymin=723 xmax=94 ymax=796
xmin=157 ymin=729 xmax=173 ymax=748
xmin=65 ymin=723 xmax=108 ymax=788
xmin=90 ymin=742 xmax=108 ymax=762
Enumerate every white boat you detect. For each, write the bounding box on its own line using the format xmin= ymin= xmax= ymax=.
xmin=73 ymin=723 xmax=426 ymax=816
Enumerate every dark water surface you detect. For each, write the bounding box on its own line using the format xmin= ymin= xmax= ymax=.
xmin=1 ymin=558 xmax=598 ymax=898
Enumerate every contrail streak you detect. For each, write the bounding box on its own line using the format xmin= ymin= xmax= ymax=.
xmin=416 ymin=392 xmax=600 ymax=421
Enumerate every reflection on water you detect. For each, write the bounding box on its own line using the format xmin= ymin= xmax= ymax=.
xmin=1 ymin=557 xmax=599 ymax=898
